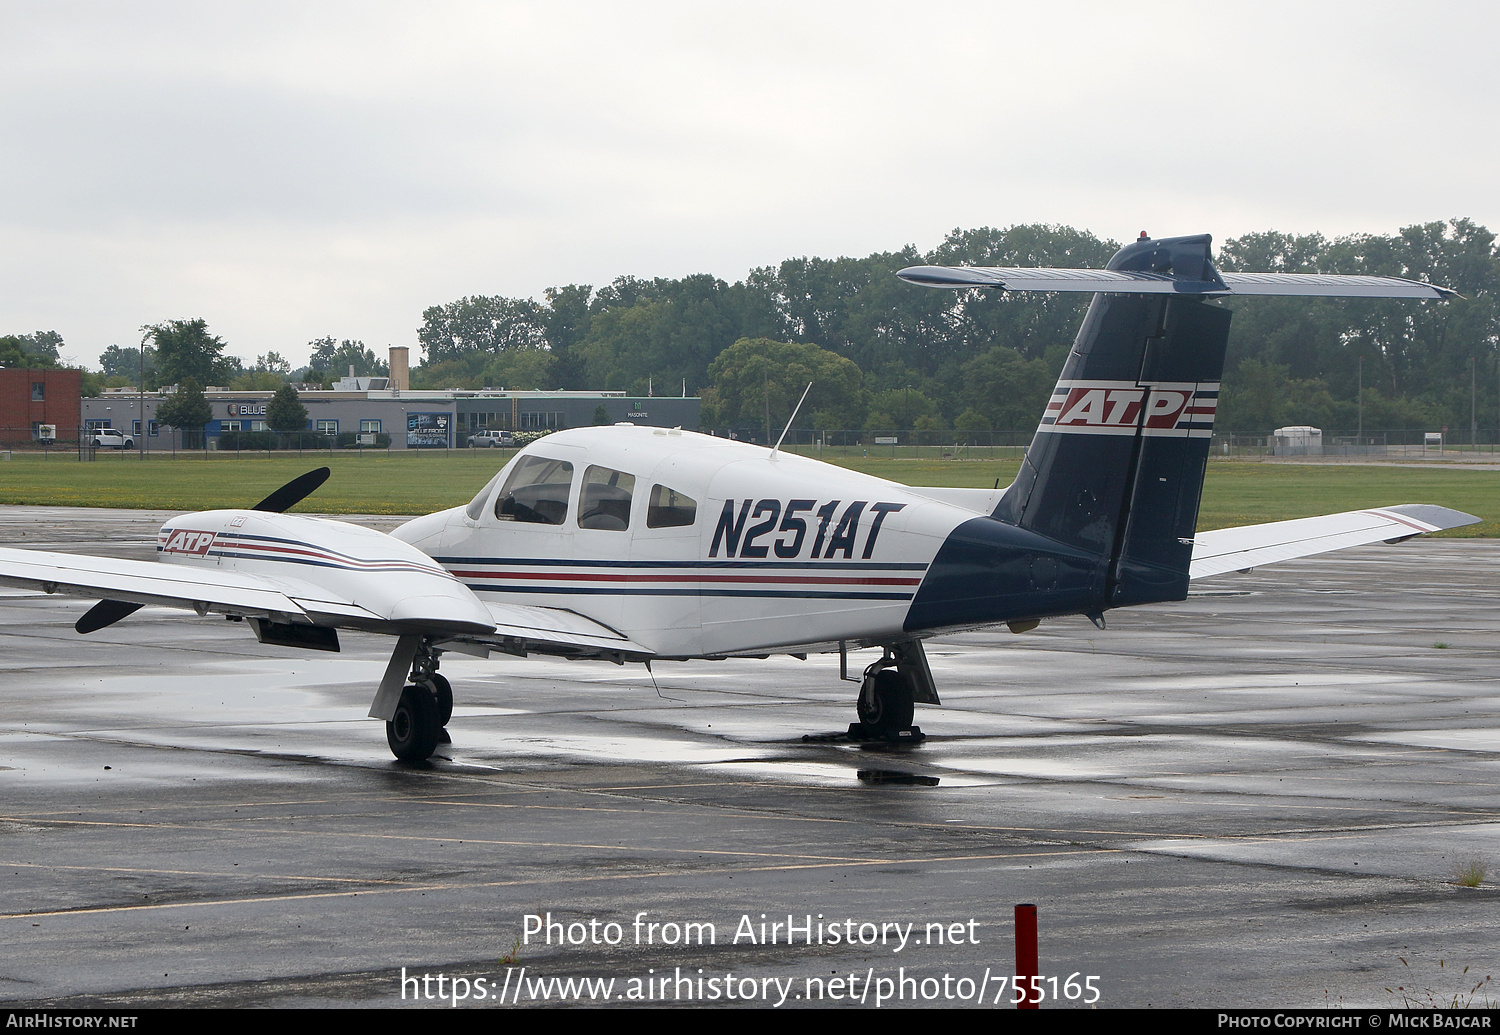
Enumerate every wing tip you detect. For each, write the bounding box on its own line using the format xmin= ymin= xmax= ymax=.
xmin=1378 ymin=503 xmax=1482 ymax=531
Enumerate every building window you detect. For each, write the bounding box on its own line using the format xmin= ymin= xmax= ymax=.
xmin=360 ymin=419 xmax=381 ymax=434
xmin=149 ymin=420 xmax=160 ymax=437
xmin=316 ymin=419 xmax=338 ymax=436
xmin=221 ymin=420 xmax=242 ymax=432
xmin=519 ymin=411 xmax=564 ymax=430
xmin=85 ymin=419 xmax=111 ymax=430
xmin=31 ymin=382 xmax=44 ymax=401
xmin=250 ymin=421 xmax=267 ymax=432
xmin=463 ymin=412 xmax=508 ymax=431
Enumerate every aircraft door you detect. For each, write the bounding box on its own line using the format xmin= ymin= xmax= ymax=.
xmin=570 ymin=464 xmax=638 ymax=631
xmin=627 ymin=469 xmax=703 ymax=654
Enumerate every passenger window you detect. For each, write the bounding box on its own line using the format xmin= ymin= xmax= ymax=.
xmin=647 ymin=484 xmax=698 ymax=528
xmin=578 ymin=466 xmax=635 ymax=530
xmin=495 ymin=456 xmax=574 ymax=525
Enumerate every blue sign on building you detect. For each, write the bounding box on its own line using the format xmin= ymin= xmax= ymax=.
xmin=407 ymin=412 xmax=450 ymax=448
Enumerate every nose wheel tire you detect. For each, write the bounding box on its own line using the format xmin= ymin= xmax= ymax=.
xmin=387 ymin=684 xmax=441 ymax=761
xmin=857 ymin=669 xmax=915 ymax=730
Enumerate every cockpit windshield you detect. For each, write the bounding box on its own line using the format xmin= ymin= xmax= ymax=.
xmin=495 ymin=455 xmax=575 ymax=525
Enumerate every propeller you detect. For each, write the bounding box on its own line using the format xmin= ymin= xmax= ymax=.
xmin=252 ymin=466 xmax=331 ymax=514
xmin=74 ymin=467 xmax=332 ymax=635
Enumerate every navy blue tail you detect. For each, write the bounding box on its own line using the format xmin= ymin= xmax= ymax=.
xmin=906 ymin=234 xmax=1231 ymax=632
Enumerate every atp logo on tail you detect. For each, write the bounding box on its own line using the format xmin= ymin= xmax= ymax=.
xmin=1041 ymin=380 xmax=1218 ymax=438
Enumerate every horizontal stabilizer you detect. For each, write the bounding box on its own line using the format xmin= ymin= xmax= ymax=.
xmin=897 ymin=265 xmax=1457 ymax=299
xmin=1190 ymin=505 xmax=1480 ymax=579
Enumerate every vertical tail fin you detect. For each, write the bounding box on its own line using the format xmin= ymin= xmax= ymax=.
xmin=897 ymin=232 xmax=1450 ymax=631
xmin=995 ymin=234 xmax=1230 ymax=607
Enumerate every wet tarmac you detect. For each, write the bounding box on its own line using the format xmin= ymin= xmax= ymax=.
xmin=1 ymin=507 xmax=1498 ymax=1008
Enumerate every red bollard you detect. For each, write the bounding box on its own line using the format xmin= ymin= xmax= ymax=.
xmin=1015 ymin=903 xmax=1038 ymax=1009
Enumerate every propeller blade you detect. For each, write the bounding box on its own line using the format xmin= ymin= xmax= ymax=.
xmin=252 ymin=467 xmax=331 ymax=513
xmin=76 ymin=599 xmax=144 ymax=634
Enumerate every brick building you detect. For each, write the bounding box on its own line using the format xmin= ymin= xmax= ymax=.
xmin=0 ymin=368 xmax=81 ymax=446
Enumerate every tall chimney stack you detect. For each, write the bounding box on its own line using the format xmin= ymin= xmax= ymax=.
xmin=388 ymin=346 xmax=409 ymax=391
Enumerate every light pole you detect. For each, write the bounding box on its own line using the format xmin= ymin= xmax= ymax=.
xmin=138 ymin=331 xmax=149 ymax=461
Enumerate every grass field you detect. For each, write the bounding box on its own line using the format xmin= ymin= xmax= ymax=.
xmin=0 ymin=449 xmax=1495 ymax=535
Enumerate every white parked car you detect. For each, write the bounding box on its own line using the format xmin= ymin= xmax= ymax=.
xmin=90 ymin=429 xmax=135 ymax=449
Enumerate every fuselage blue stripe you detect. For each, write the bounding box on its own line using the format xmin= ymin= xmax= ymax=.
xmin=465 ymin=584 xmax=914 ymax=600
xmin=434 ymin=557 xmax=927 ymax=570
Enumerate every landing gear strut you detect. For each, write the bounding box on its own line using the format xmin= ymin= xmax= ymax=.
xmin=377 ymin=636 xmax=453 ymax=762
xmin=848 ymin=641 xmax=938 ymax=742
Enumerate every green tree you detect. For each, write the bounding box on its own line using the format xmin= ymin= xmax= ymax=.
xmin=145 ymin=319 xmax=232 ymax=386
xmin=706 ymin=338 xmax=863 ymax=438
xmin=256 ymin=352 xmax=292 ymax=376
xmin=865 ymin=387 xmax=939 ymax=431
xmin=230 ymin=369 xmax=288 ymax=391
xmin=156 ymin=377 xmax=212 ymax=445
xmin=953 ymin=408 xmax=992 ymax=444
xmin=99 ymin=344 xmax=157 ymax=386
xmin=0 ymin=331 xmax=64 ymax=366
xmin=267 ymin=385 xmax=309 ymax=435
xmin=593 ymin=404 xmax=610 ymax=425
xmin=957 ymin=347 xmax=1056 ymax=432
xmin=308 ymin=337 xmax=387 ymax=377
xmin=418 ymin=296 xmax=547 ymax=363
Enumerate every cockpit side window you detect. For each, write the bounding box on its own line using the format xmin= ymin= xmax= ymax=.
xmin=646 ymin=484 xmax=698 ymax=528
xmin=464 ymin=471 xmax=505 ymax=521
xmin=578 ymin=466 xmax=635 ymax=530
xmin=495 ymin=456 xmax=574 ymax=525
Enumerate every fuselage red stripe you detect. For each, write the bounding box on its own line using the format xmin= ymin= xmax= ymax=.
xmin=449 ymin=570 xmax=922 ymax=586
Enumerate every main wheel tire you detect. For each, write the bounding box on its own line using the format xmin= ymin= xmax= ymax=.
xmin=428 ymin=673 xmax=453 ymax=727
xmin=387 ymin=684 xmax=441 ymax=761
xmin=857 ymin=669 xmax=915 ymax=730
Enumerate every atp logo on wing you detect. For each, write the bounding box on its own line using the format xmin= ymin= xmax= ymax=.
xmin=1042 ymin=380 xmax=1218 ymax=438
xmin=160 ymin=529 xmax=218 ymax=557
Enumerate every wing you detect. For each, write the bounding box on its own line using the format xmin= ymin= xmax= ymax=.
xmin=0 ymin=545 xmax=380 ymax=625
xmin=1189 ymin=505 xmax=1480 ymax=580
xmin=0 ymin=545 xmax=654 ymax=660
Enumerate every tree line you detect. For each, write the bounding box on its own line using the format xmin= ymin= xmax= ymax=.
xmin=6 ymin=220 xmax=1496 ymax=439
xmin=411 ymin=220 xmax=1500 ymax=438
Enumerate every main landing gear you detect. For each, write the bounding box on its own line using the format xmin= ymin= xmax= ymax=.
xmin=382 ymin=638 xmax=453 ymax=762
xmin=848 ymin=640 xmax=939 ymax=743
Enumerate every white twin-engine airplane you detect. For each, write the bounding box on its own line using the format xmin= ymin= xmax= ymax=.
xmin=0 ymin=234 xmax=1479 ymax=761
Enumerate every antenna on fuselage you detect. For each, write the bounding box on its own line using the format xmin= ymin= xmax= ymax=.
xmin=771 ymin=382 xmax=813 ymax=459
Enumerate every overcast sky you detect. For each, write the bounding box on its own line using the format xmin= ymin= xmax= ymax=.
xmin=2 ymin=1 xmax=1495 ymax=370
